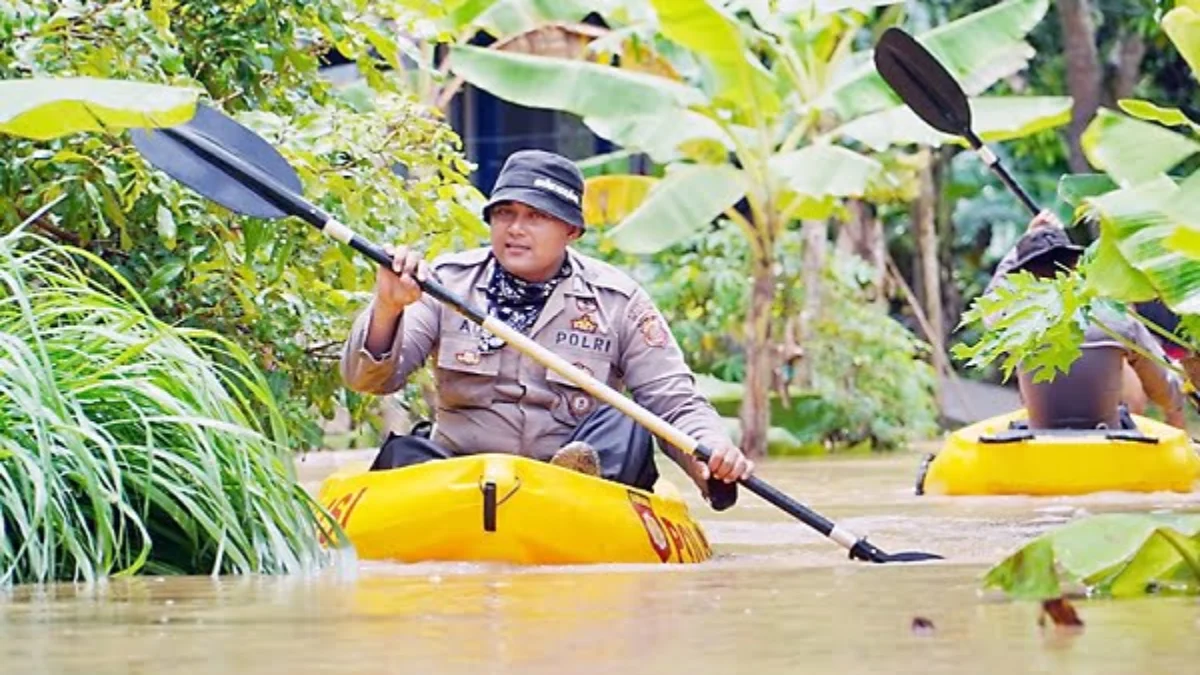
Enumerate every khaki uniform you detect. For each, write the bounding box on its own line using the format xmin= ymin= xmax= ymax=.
xmin=340 ymin=247 xmax=728 ymax=484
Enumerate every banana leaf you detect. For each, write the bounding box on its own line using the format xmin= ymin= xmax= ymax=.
xmin=0 ymin=77 xmax=199 ymax=141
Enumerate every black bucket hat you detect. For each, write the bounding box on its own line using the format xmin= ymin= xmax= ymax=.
xmin=483 ymin=149 xmax=585 ymax=230
xmin=1012 ymin=227 xmax=1085 ymax=273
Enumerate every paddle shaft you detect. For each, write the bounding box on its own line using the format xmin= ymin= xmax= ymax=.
xmin=963 ymin=130 xmax=1040 ymax=216
xmin=162 ymin=123 xmax=890 ymax=562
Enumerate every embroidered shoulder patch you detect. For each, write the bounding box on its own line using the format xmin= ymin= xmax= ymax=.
xmin=627 ymin=296 xmax=668 ymax=348
xmin=637 ymin=313 xmax=669 ymax=348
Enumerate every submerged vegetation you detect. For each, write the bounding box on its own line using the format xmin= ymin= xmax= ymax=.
xmin=0 ymin=228 xmax=336 ymax=585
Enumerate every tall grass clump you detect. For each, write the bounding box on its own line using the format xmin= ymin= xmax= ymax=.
xmin=0 ymin=227 xmax=341 ymax=585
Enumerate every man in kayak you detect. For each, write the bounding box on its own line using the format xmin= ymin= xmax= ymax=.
xmin=339 ymin=149 xmax=753 ymax=510
xmin=985 ymin=211 xmax=1187 ymax=430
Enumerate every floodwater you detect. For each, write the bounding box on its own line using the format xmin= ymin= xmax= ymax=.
xmin=3 ymin=449 xmax=1200 ymax=674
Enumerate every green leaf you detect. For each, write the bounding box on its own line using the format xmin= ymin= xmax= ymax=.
xmin=606 ymin=164 xmax=746 ymax=254
xmin=448 ymin=0 xmax=496 ymax=28
xmin=1084 ymin=233 xmax=1157 ymax=302
xmin=0 ymin=78 xmax=199 ymax=141
xmin=447 ymin=45 xmax=707 ymax=118
xmin=357 ymin=22 xmax=401 ymax=69
xmin=831 ymin=96 xmax=1071 ymax=152
xmin=983 ymin=514 xmax=1200 ymax=599
xmin=1109 ymin=528 xmax=1200 ymax=597
xmin=982 ymin=537 xmax=1060 ymax=600
xmin=768 ymin=143 xmax=881 ymax=198
xmin=1161 ymin=173 xmax=1200 ymax=258
xmin=1057 ymin=173 xmax=1118 ymax=208
xmin=584 ymin=109 xmax=731 ymax=163
xmin=243 ymin=219 xmax=269 ymax=260
xmin=1165 ymin=170 xmax=1200 ymax=228
xmin=1081 ymin=109 xmax=1200 ymax=186
xmin=1166 ymin=225 xmax=1200 ymax=260
xmin=148 ymin=0 xmax=175 ymax=35
xmin=582 ymin=174 xmax=658 ymax=227
xmin=1163 ymin=4 xmax=1200 ymax=79
xmin=146 ymin=259 xmax=185 ymax=297
xmin=829 ymin=0 xmax=1049 ymax=120
xmin=1118 ymin=99 xmax=1200 ymax=134
xmin=155 ymin=204 xmax=177 ymax=250
xmin=1085 ymin=176 xmax=1200 ymax=313
xmin=649 ymin=0 xmax=781 ymax=116
xmin=468 ymin=0 xmax=606 ymax=36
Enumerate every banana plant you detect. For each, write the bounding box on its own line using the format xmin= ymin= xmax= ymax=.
xmin=446 ymin=0 xmax=1067 ymax=457
xmin=0 ymin=77 xmax=198 ymax=140
xmin=1057 ymin=2 xmax=1200 ymax=314
xmin=371 ymin=0 xmax=654 ymax=110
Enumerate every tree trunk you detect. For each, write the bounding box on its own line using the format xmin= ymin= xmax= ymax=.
xmin=1058 ymin=0 xmax=1103 ymax=173
xmin=836 ymin=199 xmax=886 ymax=304
xmin=934 ymin=147 xmax=958 ymax=339
xmin=797 ymin=218 xmax=827 ymax=388
xmin=1108 ymin=31 xmax=1147 ymax=104
xmin=739 ymin=247 xmax=776 ymax=460
xmin=912 ymin=149 xmax=943 ymax=347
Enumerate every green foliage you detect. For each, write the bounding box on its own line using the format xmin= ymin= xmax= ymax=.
xmin=0 ymin=228 xmax=340 ymax=585
xmin=1 ymin=1 xmax=486 ymax=448
xmin=984 ymin=514 xmax=1200 ymax=600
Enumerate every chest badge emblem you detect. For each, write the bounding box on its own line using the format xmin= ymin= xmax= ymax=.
xmin=571 ymin=314 xmax=598 ymax=333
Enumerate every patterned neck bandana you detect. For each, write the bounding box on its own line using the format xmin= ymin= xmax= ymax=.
xmin=479 ymin=254 xmax=573 ymax=353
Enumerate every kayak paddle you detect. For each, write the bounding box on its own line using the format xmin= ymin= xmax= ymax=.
xmin=873 ymin=26 xmax=1040 ymax=216
xmin=130 ymin=103 xmax=941 ymax=564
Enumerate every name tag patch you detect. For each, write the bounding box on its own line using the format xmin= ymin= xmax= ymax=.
xmin=555 ymin=331 xmax=612 ymax=353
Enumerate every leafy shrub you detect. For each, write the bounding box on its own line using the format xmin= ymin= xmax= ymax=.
xmin=1 ymin=1 xmax=485 ymax=448
xmin=0 ymin=229 xmax=339 ymax=584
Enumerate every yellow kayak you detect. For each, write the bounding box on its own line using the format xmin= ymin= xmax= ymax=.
xmin=316 ymin=453 xmax=712 ymax=565
xmin=918 ymin=409 xmax=1200 ymax=496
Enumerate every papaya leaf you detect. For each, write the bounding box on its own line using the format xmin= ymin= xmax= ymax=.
xmin=952 ymin=270 xmax=1091 ymax=382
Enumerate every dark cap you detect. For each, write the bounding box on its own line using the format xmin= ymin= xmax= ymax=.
xmin=1012 ymin=227 xmax=1085 ymax=273
xmin=483 ymin=149 xmax=585 ymax=229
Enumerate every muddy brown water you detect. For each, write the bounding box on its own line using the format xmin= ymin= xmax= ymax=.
xmin=3 ymin=449 xmax=1199 ymax=674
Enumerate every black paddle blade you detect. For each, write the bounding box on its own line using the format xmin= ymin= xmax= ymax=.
xmin=873 ymin=27 xmax=973 ymax=139
xmin=849 ymin=538 xmax=942 ymax=564
xmin=131 ymin=104 xmax=302 ymax=219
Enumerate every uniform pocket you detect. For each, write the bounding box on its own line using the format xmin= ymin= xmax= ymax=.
xmin=435 ymin=337 xmax=501 ymax=409
xmin=546 ymin=356 xmax=612 ymax=425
